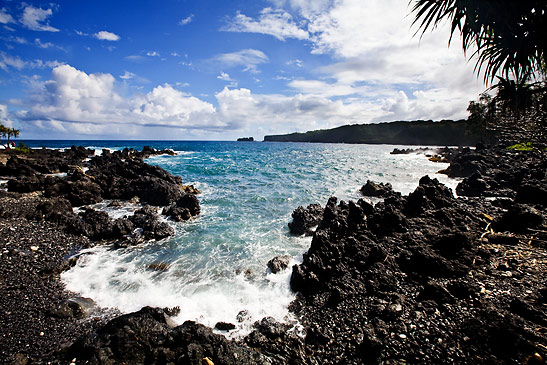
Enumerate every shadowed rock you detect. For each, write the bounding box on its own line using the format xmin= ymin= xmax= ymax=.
xmin=288 ymin=203 xmax=324 ymax=236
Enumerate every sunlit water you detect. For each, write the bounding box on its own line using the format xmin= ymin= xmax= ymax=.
xmin=24 ymin=141 xmax=458 ymax=336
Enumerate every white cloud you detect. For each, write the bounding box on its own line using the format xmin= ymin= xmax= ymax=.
xmin=125 ymin=55 xmax=145 ymax=62
xmin=94 ymin=30 xmax=120 ymax=41
xmin=146 ymin=51 xmax=160 ymax=57
xmin=214 ymin=86 xmax=381 ymax=134
xmin=179 ymin=14 xmax=194 ymax=26
xmin=120 ymin=71 xmax=135 ymax=80
xmin=217 ymin=72 xmax=233 ymax=81
xmin=21 ymin=5 xmax=59 ymax=32
xmin=0 ymin=8 xmax=15 ymax=24
xmin=286 ymin=59 xmax=303 ymax=67
xmin=223 ymin=7 xmax=308 ymax=41
xmin=16 ymin=64 xmax=387 ymax=138
xmin=264 ymin=0 xmax=482 ymax=124
xmin=0 ymin=53 xmax=25 ymax=70
xmin=0 ymin=52 xmax=63 ymax=71
xmin=288 ymin=79 xmax=370 ymax=98
xmin=119 ymin=71 xmax=149 ymax=84
xmin=269 ymin=0 xmax=332 ymax=18
xmin=0 ymin=104 xmax=14 ymax=127
xmin=34 ymin=38 xmax=54 ymax=49
xmin=133 ymin=84 xmax=217 ymax=127
xmin=213 ymin=49 xmax=269 ymax=74
xmin=20 ymin=65 xmax=219 ymax=133
xmin=14 ymin=36 xmax=28 ymax=44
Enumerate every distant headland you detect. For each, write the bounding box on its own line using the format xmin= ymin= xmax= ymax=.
xmin=264 ymin=119 xmax=483 ymax=146
xmin=237 ymin=137 xmax=254 ymax=142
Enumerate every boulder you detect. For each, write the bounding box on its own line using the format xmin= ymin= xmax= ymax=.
xmin=7 ymin=175 xmax=44 ymax=193
xmin=162 ymin=193 xmax=200 ymax=222
xmin=267 ymin=255 xmax=292 ymax=273
xmin=129 ymin=206 xmax=174 ymax=240
xmin=456 ymin=172 xmax=490 ymax=196
xmin=493 ymin=204 xmax=544 ymax=233
xmin=214 ymin=322 xmax=236 ymax=331
xmin=360 ymin=180 xmax=395 ymax=198
xmin=288 ymin=203 xmax=324 ymax=236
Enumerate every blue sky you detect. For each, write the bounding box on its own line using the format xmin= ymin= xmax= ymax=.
xmin=0 ymin=0 xmax=483 ymax=140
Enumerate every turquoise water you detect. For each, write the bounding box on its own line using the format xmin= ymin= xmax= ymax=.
xmin=28 ymin=141 xmax=459 ymax=336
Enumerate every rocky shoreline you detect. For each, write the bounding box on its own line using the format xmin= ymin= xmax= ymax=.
xmin=1 ymin=145 xmax=546 ymax=364
xmin=0 ymin=146 xmax=200 ymax=364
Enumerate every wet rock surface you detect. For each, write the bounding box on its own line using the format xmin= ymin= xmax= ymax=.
xmin=288 ymin=203 xmax=324 ymax=236
xmin=267 ymin=254 xmax=293 ymax=273
xmin=360 ymin=180 xmax=397 ymax=198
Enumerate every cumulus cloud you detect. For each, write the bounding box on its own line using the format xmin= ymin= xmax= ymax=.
xmin=146 ymin=51 xmax=160 ymax=57
xmin=212 ymin=49 xmax=269 ymax=74
xmin=94 ymin=30 xmax=120 ymax=41
xmin=20 ymin=65 xmax=218 ymax=132
xmin=179 ymin=14 xmax=194 ymax=26
xmin=0 ymin=104 xmax=14 ymax=127
xmin=214 ymin=86 xmax=383 ymax=134
xmin=223 ymin=7 xmax=308 ymax=41
xmin=16 ymin=64 xmax=392 ymax=138
xmin=267 ymin=0 xmax=482 ymax=124
xmin=0 ymin=8 xmax=15 ymax=24
xmin=20 ymin=5 xmax=59 ymax=32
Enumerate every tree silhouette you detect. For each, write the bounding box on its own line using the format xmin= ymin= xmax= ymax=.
xmin=0 ymin=124 xmax=20 ymax=149
xmin=411 ymin=0 xmax=547 ymax=145
xmin=411 ymin=0 xmax=546 ymax=83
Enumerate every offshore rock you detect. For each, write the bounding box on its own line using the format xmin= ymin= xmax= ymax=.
xmin=267 ymin=255 xmax=292 ymax=273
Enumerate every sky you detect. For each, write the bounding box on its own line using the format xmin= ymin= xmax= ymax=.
xmin=0 ymin=0 xmax=485 ymax=140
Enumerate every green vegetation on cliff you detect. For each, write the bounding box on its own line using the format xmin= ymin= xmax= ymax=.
xmin=264 ymin=119 xmax=481 ymax=146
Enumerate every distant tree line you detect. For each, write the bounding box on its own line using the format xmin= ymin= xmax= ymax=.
xmin=264 ymin=119 xmax=480 ymax=146
xmin=411 ymin=0 xmax=547 ymax=146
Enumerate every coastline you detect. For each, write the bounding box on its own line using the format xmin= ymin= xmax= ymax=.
xmin=0 ymin=144 xmax=546 ymax=363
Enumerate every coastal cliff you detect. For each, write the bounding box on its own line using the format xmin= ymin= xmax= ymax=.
xmin=264 ymin=119 xmax=483 ymax=146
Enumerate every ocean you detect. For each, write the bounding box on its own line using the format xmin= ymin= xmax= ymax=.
xmin=21 ymin=140 xmax=459 ymax=337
